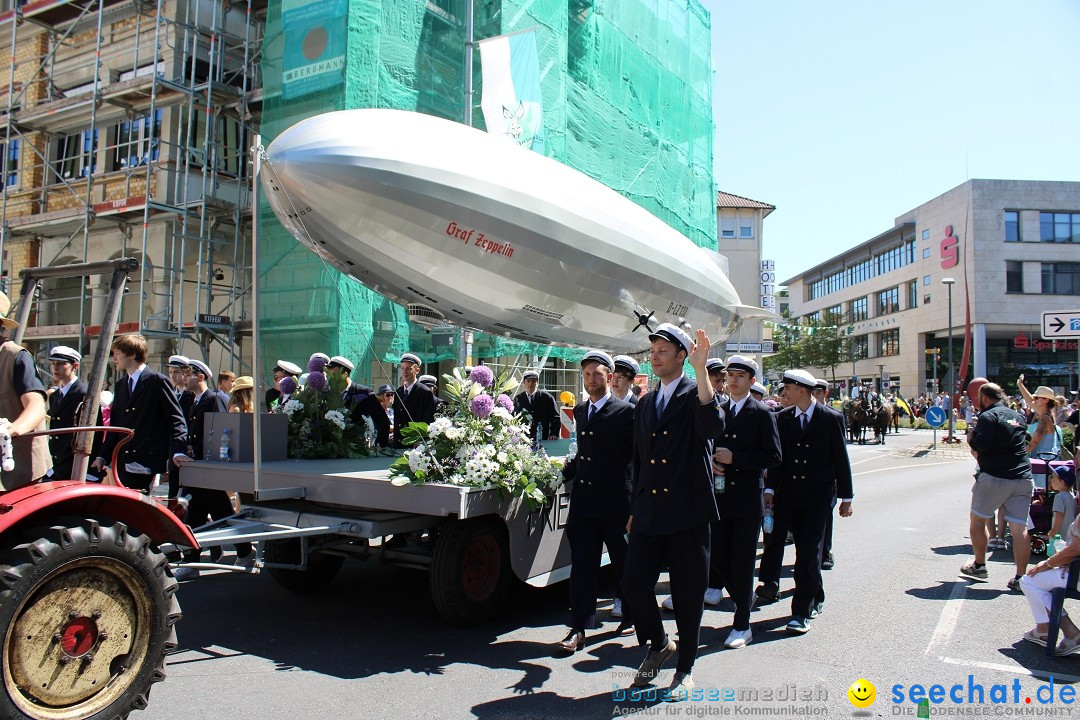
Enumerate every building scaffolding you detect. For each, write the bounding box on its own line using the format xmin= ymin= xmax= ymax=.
xmin=0 ymin=0 xmax=265 ymax=374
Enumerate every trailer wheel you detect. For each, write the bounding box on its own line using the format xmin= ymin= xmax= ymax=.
xmin=430 ymin=518 xmax=511 ymax=626
xmin=264 ymin=538 xmax=344 ymax=594
xmin=0 ymin=518 xmax=180 ymax=720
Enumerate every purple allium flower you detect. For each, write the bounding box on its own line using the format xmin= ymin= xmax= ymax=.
xmin=306 ymin=371 xmax=327 ymax=391
xmin=279 ymin=377 xmax=297 ymax=395
xmin=497 ymin=393 xmax=514 ymax=413
xmin=308 ymin=357 xmax=326 ymax=372
xmin=471 ymin=393 xmax=495 ymax=418
xmin=469 ymin=365 xmax=494 ymax=387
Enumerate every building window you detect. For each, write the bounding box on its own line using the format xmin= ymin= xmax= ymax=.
xmin=0 ymin=139 xmax=18 ymax=187
xmin=1042 ymin=262 xmax=1080 ymax=295
xmin=1040 ymin=212 xmax=1080 ymax=243
xmin=1005 ymin=211 xmax=1020 ymax=242
xmin=879 ymin=329 xmax=900 ymax=357
xmin=923 ymin=294 xmax=931 ymax=304
xmin=849 ymin=296 xmax=868 ymax=322
xmin=851 ymin=334 xmax=868 ymax=360
xmin=922 ymin=228 xmax=930 ymax=240
xmin=53 ymin=129 xmax=98 ymax=180
xmin=824 ymin=304 xmax=843 ymax=326
xmin=923 ymin=275 xmax=931 ymax=286
xmin=805 ymin=311 xmax=821 ymax=326
xmin=877 ymin=287 xmax=899 ymax=316
xmin=107 ymin=109 xmax=162 ymax=171
xmin=1006 ymin=261 xmax=1023 ymax=293
xmin=721 ymin=217 xmax=735 ymax=238
xmin=739 ymin=221 xmax=753 ymax=238
xmin=922 ymin=247 xmax=931 ymax=258
xmin=908 ymin=280 xmax=918 ymax=309
xmin=184 ymin=108 xmax=246 ymax=179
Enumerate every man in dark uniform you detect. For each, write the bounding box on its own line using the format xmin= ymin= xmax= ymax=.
xmin=621 ymin=323 xmax=724 ymax=698
xmin=514 ymin=369 xmax=559 ymax=440
xmin=328 ymin=355 xmax=392 ymax=448
xmin=175 ymin=359 xmax=252 ymax=580
xmin=662 ymin=355 xmax=728 ymax=611
xmin=167 ymin=355 xmax=195 ymax=418
xmin=93 ymin=334 xmax=188 ymax=493
xmin=762 ymin=369 xmax=853 ymax=634
xmin=392 ymin=352 xmax=437 ymax=447
xmin=709 ymin=355 xmax=781 ymax=649
xmin=555 ymin=350 xmax=635 ymax=653
xmin=813 ymin=378 xmax=838 ymax=570
xmin=265 ymin=360 xmax=302 ymax=412
xmin=46 ymin=345 xmax=101 ymax=480
xmin=611 ymin=355 xmax=640 ymax=406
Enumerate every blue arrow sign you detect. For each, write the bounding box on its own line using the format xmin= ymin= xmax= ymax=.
xmin=924 ymin=406 xmax=946 ymax=428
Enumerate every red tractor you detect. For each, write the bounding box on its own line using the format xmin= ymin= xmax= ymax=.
xmin=0 ymin=259 xmax=197 ymax=719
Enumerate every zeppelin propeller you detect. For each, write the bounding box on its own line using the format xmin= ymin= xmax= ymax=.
xmin=261 ymin=109 xmax=762 ymax=353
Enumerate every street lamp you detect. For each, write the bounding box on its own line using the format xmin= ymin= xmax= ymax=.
xmin=942 ymin=277 xmax=956 ymax=441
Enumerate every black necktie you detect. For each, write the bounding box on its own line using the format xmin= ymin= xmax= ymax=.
xmin=731 ymin=401 xmax=739 ymax=419
xmin=588 ymin=403 xmax=596 ymax=420
xmin=800 ymin=412 xmax=809 ymax=431
xmin=129 ymin=377 xmax=136 ymax=395
xmin=656 ymin=393 xmax=666 ymax=415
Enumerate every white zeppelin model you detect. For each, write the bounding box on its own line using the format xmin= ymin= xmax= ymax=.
xmin=261 ymin=109 xmax=755 ymax=352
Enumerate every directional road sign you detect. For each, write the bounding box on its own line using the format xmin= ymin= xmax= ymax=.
xmin=924 ymin=406 xmax=946 ymax=428
xmin=1042 ymin=310 xmax=1080 ymax=339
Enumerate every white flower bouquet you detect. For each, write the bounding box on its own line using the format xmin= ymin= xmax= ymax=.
xmin=388 ymin=365 xmax=563 ymax=510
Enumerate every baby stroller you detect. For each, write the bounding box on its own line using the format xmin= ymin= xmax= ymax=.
xmin=1029 ymin=455 xmax=1076 ymax=556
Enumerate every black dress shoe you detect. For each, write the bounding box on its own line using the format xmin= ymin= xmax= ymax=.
xmin=821 ymin=552 xmax=834 ymax=570
xmin=555 ymin=630 xmax=585 ymax=653
xmin=616 ymin=621 xmax=636 ymax=637
xmin=754 ymin=581 xmax=779 ymax=604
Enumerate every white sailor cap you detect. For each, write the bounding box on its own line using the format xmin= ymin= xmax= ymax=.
xmin=327 ymin=355 xmax=354 ymax=372
xmin=48 ymin=345 xmax=81 ymax=364
xmin=705 ymin=357 xmax=726 ymax=373
xmin=167 ymin=354 xmax=190 ymax=369
xmin=781 ymin=369 xmax=817 ymax=389
xmin=275 ymin=360 xmax=303 ymax=376
xmin=814 ymin=378 xmax=829 ymax=392
xmin=580 ymin=350 xmax=614 ymax=371
xmin=613 ymin=355 xmax=641 ymax=377
xmin=309 ymin=352 xmax=331 ymax=364
xmin=648 ymin=322 xmax=692 ymax=356
xmin=400 ymin=352 xmax=422 ymax=366
xmin=418 ymin=374 xmax=438 ymax=387
xmin=188 ymin=359 xmax=213 ymax=379
xmin=725 ymin=355 xmax=759 ymax=377
xmin=751 ymin=381 xmax=767 ymax=396
xmin=522 ymin=370 xmax=540 ymax=380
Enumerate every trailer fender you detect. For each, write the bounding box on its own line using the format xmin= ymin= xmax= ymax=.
xmin=0 ymin=481 xmax=198 ymax=548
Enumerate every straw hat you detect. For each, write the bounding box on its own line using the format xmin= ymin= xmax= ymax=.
xmin=1033 ymin=386 xmax=1056 ymax=400
xmin=231 ymin=375 xmax=254 ymax=392
xmin=0 ymin=291 xmax=18 ymax=329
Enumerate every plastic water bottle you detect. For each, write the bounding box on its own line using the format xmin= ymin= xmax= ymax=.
xmin=218 ymin=428 xmax=231 ymax=462
xmin=762 ymin=506 xmax=774 ymax=534
xmin=566 ymin=432 xmax=578 ymax=461
xmin=713 ymin=472 xmax=725 ymax=494
xmin=1051 ymin=534 xmax=1066 ymax=556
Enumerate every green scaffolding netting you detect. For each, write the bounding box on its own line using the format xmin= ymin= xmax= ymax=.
xmin=259 ymin=0 xmax=714 ymax=386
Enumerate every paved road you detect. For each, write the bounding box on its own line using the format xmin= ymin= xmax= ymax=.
xmin=144 ymin=429 xmax=1080 ymax=719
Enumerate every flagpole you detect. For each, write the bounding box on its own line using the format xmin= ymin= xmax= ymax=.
xmin=464 ymin=0 xmax=474 ymax=128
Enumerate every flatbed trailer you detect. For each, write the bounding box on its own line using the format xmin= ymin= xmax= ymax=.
xmin=171 ymin=444 xmax=579 ymax=625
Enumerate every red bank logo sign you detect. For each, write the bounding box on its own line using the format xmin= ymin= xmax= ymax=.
xmin=940 ymin=225 xmax=959 ymax=269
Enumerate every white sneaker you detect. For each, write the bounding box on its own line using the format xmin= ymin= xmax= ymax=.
xmin=704 ymin=587 xmax=723 ymax=606
xmin=660 ymin=595 xmax=674 ymax=611
xmin=611 ymin=598 xmax=624 ymax=619
xmin=235 ymin=550 xmax=257 ymax=569
xmin=173 ymin=566 xmax=200 ymax=582
xmin=723 ymin=628 xmax=752 ymax=649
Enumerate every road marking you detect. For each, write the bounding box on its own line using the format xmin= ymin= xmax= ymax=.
xmin=925 ymin=580 xmax=967 ymax=656
xmin=856 ymin=461 xmax=965 ymax=477
xmin=940 ymin=655 xmax=1080 ymax=684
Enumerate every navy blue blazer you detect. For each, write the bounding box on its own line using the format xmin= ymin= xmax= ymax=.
xmin=715 ymin=396 xmax=782 ymax=520
xmin=563 ymin=396 xmax=634 ymax=520
xmin=769 ymin=402 xmax=853 ymax=508
xmin=100 ymin=368 xmax=188 ymax=474
xmin=630 ymin=375 xmax=726 ymax=535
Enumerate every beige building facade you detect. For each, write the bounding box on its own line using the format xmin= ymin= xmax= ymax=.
xmin=716 ymin=191 xmax=776 ymax=366
xmin=784 ymin=179 xmax=1080 ymax=399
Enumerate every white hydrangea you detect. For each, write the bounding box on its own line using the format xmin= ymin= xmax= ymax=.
xmin=490 ymin=407 xmax=513 ymax=421
xmin=324 ymin=409 xmax=346 ymax=430
xmin=282 ymin=399 xmax=304 ymax=417
xmin=407 ymin=447 xmax=431 ymax=473
xmin=428 ymin=417 xmax=453 ymax=438
xmin=444 ymin=425 xmax=464 ymax=441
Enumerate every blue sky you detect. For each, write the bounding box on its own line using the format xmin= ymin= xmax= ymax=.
xmin=700 ymin=1 xmax=1080 ymax=284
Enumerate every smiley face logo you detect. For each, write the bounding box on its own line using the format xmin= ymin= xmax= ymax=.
xmin=847 ymin=678 xmax=876 ymax=708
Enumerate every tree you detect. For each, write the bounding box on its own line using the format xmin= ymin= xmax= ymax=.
xmin=806 ymin=325 xmax=849 ymax=386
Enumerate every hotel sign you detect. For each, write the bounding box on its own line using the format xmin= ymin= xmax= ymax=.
xmin=760 ymin=260 xmax=776 ymax=309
